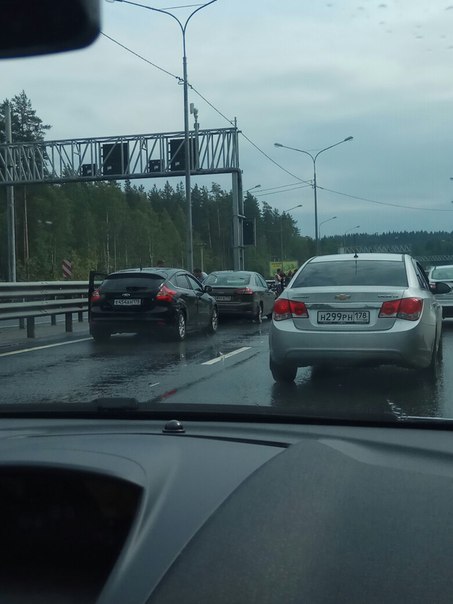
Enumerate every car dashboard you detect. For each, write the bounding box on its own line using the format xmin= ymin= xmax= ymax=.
xmin=0 ymin=415 xmax=452 ymax=603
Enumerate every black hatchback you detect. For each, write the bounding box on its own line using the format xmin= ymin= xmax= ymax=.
xmin=88 ymin=268 xmax=218 ymax=342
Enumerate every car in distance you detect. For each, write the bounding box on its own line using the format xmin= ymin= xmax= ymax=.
xmin=269 ymin=253 xmax=450 ymax=382
xmin=89 ymin=267 xmax=218 ymax=342
xmin=204 ymin=270 xmax=275 ymax=322
xmin=428 ymin=265 xmax=453 ymax=318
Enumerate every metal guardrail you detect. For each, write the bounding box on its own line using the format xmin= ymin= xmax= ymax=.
xmin=0 ymin=281 xmax=88 ymax=338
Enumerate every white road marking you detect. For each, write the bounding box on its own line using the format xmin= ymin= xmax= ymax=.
xmin=202 ymin=346 xmax=251 ymax=365
xmin=0 ymin=338 xmax=92 ymax=358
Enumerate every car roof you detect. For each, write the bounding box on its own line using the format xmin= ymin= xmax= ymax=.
xmin=309 ymin=253 xmax=406 ymax=263
xmin=429 ymin=264 xmax=453 ymax=270
xmin=106 ymin=267 xmax=182 ymax=277
xmin=209 ymin=270 xmax=255 ymax=274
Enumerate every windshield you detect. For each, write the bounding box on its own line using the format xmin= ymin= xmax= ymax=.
xmin=205 ymin=273 xmax=252 ymax=286
xmin=2 ymin=0 xmax=453 ymax=424
xmin=431 ymin=267 xmax=453 ymax=281
xmin=100 ymin=273 xmax=165 ymax=292
xmin=292 ymin=260 xmax=408 ymax=288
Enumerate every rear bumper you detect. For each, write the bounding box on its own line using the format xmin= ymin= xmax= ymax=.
xmin=216 ymin=302 xmax=255 ymax=316
xmin=89 ymin=311 xmax=174 ymax=334
xmin=437 ymin=299 xmax=453 ymax=317
xmin=269 ymin=319 xmax=434 ymax=369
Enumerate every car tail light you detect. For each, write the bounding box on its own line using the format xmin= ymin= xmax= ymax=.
xmin=156 ymin=284 xmax=177 ymax=302
xmin=235 ymin=287 xmax=254 ymax=295
xmin=273 ymin=298 xmax=308 ymax=321
xmin=379 ymin=297 xmax=423 ymax=321
xmin=398 ymin=297 xmax=423 ymax=320
xmin=378 ymin=300 xmax=400 ymax=318
xmin=90 ymin=288 xmax=101 ymax=302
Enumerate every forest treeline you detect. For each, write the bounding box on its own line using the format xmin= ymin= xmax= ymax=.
xmin=1 ymin=178 xmax=452 ymax=281
xmin=0 ymin=179 xmax=310 ymax=280
xmin=1 ymin=92 xmax=452 ymax=281
xmin=0 ymin=91 xmax=310 ymax=280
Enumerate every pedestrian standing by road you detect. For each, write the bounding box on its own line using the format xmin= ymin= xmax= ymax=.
xmin=275 ymin=268 xmax=284 ymax=294
xmin=285 ymin=270 xmax=293 ymax=287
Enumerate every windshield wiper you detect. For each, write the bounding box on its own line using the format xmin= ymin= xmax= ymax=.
xmin=397 ymin=416 xmax=453 ymax=427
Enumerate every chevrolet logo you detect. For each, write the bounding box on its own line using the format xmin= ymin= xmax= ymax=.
xmin=335 ymin=294 xmax=351 ymax=301
xmin=122 ymin=293 xmax=131 ymax=297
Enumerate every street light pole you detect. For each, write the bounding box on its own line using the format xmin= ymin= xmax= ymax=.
xmin=318 ymin=215 xmax=337 ymax=241
xmin=343 ymin=224 xmax=360 ymax=250
xmin=108 ymin=0 xmax=218 ymax=272
xmin=243 ymin=184 xmax=261 ymax=215
xmin=274 ymin=136 xmax=353 ymax=255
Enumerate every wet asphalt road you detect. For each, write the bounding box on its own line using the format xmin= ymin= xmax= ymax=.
xmin=2 ymin=317 xmax=453 ymax=419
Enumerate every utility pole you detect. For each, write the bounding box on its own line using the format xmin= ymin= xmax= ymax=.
xmin=5 ymin=102 xmax=16 ymax=281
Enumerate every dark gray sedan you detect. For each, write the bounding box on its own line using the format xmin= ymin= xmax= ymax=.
xmin=204 ymin=271 xmax=275 ymax=322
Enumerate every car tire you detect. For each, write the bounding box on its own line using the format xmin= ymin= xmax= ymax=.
xmin=171 ymin=311 xmax=186 ymax=341
xmin=254 ymin=304 xmax=263 ymax=323
xmin=206 ymin=307 xmax=218 ymax=334
xmin=270 ymin=358 xmax=297 ymax=383
xmin=91 ymin=328 xmax=110 ymax=343
xmin=422 ymin=332 xmax=442 ymax=379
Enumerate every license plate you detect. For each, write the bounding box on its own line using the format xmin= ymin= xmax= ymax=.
xmin=215 ymin=296 xmax=231 ymax=302
xmin=317 ymin=311 xmax=370 ymax=324
xmin=113 ymin=299 xmax=142 ymax=306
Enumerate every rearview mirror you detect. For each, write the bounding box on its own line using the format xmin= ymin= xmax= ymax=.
xmin=0 ymin=0 xmax=101 ymax=58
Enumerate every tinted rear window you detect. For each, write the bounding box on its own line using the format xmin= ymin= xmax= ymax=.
xmin=292 ymin=260 xmax=408 ymax=288
xmin=431 ymin=267 xmax=453 ymax=281
xmin=100 ymin=273 xmax=165 ymax=292
xmin=205 ymin=273 xmax=251 ymax=286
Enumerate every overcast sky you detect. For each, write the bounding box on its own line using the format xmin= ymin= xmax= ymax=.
xmin=3 ymin=0 xmax=453 ymax=238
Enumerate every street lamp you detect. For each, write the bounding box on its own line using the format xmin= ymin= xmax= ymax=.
xmin=343 ymin=224 xmax=360 ymax=250
xmin=274 ymin=136 xmax=353 ymax=255
xmin=318 ymin=215 xmax=337 ymax=240
xmin=281 ymin=204 xmax=303 ymax=267
xmin=242 ymin=184 xmax=261 ymax=216
xmin=344 ymin=224 xmax=360 ymax=235
xmin=107 ymin=0 xmax=218 ymax=272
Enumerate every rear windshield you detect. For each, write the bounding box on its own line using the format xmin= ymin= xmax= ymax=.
xmin=205 ymin=273 xmax=251 ymax=286
xmin=292 ymin=260 xmax=408 ymax=288
xmin=100 ymin=273 xmax=165 ymax=292
xmin=431 ymin=266 xmax=453 ymax=281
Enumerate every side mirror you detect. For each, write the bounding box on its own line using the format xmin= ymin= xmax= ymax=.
xmin=204 ymin=285 xmax=213 ymax=294
xmin=0 ymin=0 xmax=101 ymax=58
xmin=432 ymin=282 xmax=451 ymax=295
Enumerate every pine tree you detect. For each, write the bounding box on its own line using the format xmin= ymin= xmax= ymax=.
xmin=0 ymin=90 xmax=51 ymax=143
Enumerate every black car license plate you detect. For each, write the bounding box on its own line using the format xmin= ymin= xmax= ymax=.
xmin=113 ymin=299 xmax=142 ymax=306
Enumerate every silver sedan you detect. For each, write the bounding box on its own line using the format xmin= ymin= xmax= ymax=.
xmin=428 ymin=265 xmax=453 ymax=318
xmin=269 ymin=253 xmax=450 ymax=382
